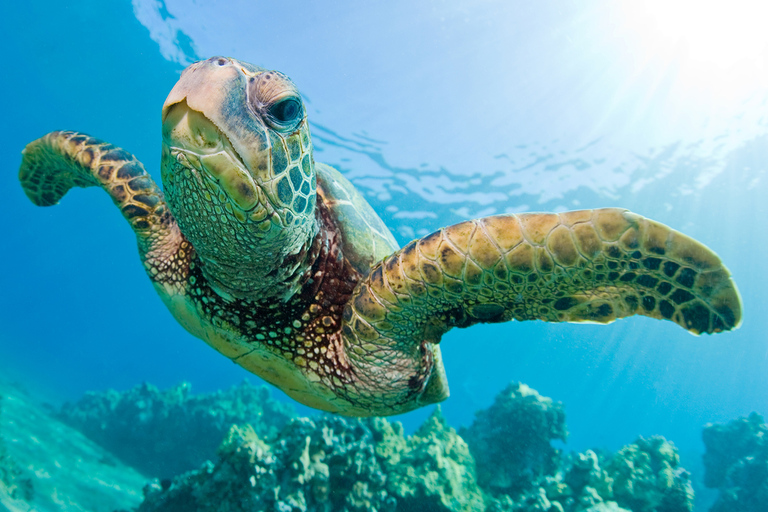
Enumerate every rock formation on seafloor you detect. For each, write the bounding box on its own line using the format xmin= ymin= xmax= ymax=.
xmin=460 ymin=383 xmax=693 ymax=512
xmin=136 ymin=381 xmax=694 ymax=512
xmin=6 ymin=376 xmax=757 ymax=512
xmin=57 ymin=380 xmax=296 ymax=478
xmin=139 ymin=408 xmax=485 ymax=512
xmin=702 ymin=412 xmax=768 ymax=512
xmin=606 ymin=436 xmax=694 ymax=512
xmin=460 ymin=382 xmax=567 ymax=496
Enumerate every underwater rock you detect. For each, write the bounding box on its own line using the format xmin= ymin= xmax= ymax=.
xmin=481 ymin=451 xmax=625 ymax=512
xmin=481 ymin=438 xmax=690 ymax=512
xmin=140 ymin=408 xmax=484 ymax=512
xmin=139 ymin=424 xmax=277 ymax=512
xmin=0 ymin=381 xmax=146 ymax=512
xmin=271 ymin=415 xmax=391 ymax=512
xmin=57 ymin=380 xmax=295 ymax=478
xmin=579 ymin=504 xmax=629 ymax=512
xmin=460 ymin=383 xmax=695 ymax=512
xmin=385 ymin=408 xmax=485 ymax=511
xmin=564 ymin=450 xmax=613 ymax=502
xmin=484 ymin=487 xmax=560 ymax=512
xmin=605 ymin=436 xmax=693 ymax=512
xmin=2 ymin=377 xmax=709 ymax=512
xmin=702 ymin=412 xmax=768 ymax=512
xmin=460 ymin=382 xmax=567 ymax=496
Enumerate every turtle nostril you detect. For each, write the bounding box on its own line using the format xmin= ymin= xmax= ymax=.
xmin=210 ymin=57 xmax=228 ymax=66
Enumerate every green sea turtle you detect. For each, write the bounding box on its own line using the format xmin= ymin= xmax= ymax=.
xmin=18 ymin=57 xmax=742 ymax=416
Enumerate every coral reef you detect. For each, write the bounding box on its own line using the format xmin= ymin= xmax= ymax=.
xmin=702 ymin=412 xmax=768 ymax=512
xmin=57 ymin=380 xmax=295 ymax=477
xmin=137 ymin=381 xmax=696 ymax=512
xmin=460 ymin=382 xmax=567 ymax=496
xmin=606 ymin=436 xmax=693 ymax=512
xmin=384 ymin=409 xmax=485 ymax=511
xmin=139 ymin=408 xmax=484 ymax=512
xmin=0 ymin=376 xmax=719 ymax=512
xmin=459 ymin=382 xmax=692 ymax=512
xmin=477 ymin=437 xmax=692 ymax=512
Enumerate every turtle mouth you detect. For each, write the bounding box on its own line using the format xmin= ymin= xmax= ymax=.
xmin=162 ymin=99 xmax=283 ymax=226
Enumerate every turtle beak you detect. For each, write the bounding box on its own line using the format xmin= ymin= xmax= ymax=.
xmin=161 ymin=57 xmax=272 ymax=178
xmin=161 ymin=98 xmax=263 ymax=212
xmin=162 ymin=57 xmax=237 ymax=125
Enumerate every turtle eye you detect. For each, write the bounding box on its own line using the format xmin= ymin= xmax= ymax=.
xmin=266 ymin=97 xmax=304 ymax=132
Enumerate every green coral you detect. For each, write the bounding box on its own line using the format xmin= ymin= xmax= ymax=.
xmin=49 ymin=380 xmax=707 ymax=512
xmin=141 ymin=409 xmax=483 ymax=512
xmin=479 ymin=438 xmax=691 ymax=512
xmin=57 ymin=380 xmax=295 ymax=477
xmin=564 ymin=451 xmax=613 ymax=501
xmin=702 ymin=412 xmax=768 ymax=512
xmin=273 ymin=415 xmax=389 ymax=511
xmin=606 ymin=436 xmax=693 ymax=512
xmin=481 ymin=449 xmax=623 ymax=512
xmin=458 ymin=383 xmax=693 ymax=512
xmin=559 ymin=450 xmax=616 ymax=511
xmin=460 ymin=382 xmax=567 ymax=496
xmin=139 ymin=423 xmax=277 ymax=512
xmin=387 ymin=408 xmax=484 ymax=512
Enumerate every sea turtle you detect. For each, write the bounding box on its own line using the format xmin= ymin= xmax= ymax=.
xmin=18 ymin=57 xmax=742 ymax=417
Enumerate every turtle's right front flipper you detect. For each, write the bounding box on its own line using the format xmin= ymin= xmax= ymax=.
xmin=19 ymin=131 xmax=182 ymax=273
xmin=351 ymin=208 xmax=742 ymax=340
xmin=340 ymin=209 xmax=742 ymax=413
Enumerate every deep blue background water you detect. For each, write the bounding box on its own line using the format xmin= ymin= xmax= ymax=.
xmin=1 ymin=0 xmax=767 ymax=460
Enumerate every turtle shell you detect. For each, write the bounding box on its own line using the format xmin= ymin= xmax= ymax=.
xmin=315 ymin=163 xmax=399 ymax=275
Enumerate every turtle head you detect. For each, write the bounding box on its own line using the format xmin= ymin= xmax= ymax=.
xmin=161 ymin=57 xmax=317 ymax=299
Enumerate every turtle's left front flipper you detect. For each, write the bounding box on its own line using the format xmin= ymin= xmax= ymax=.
xmin=19 ymin=131 xmax=181 ymax=273
xmin=346 ymin=208 xmax=742 ymax=347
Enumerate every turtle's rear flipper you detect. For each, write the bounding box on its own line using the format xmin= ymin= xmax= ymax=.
xmin=19 ymin=131 xmax=175 ymax=254
xmin=347 ymin=208 xmax=742 ymax=342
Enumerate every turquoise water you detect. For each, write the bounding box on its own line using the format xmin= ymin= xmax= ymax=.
xmin=1 ymin=0 xmax=766 ymax=463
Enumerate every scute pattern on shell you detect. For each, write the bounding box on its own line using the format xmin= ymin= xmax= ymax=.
xmin=338 ymin=208 xmax=741 ymax=413
xmin=17 ymin=57 xmax=743 ymax=417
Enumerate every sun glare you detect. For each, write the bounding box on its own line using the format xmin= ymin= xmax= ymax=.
xmin=623 ymin=0 xmax=768 ymax=99
xmin=649 ymin=0 xmax=767 ymax=67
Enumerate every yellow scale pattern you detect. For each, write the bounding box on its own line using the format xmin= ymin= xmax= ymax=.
xmin=19 ymin=131 xmax=175 ymax=257
xmin=338 ymin=209 xmax=741 ymax=412
xmin=350 ymin=209 xmax=739 ymax=338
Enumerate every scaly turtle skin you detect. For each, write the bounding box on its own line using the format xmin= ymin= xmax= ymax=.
xmin=18 ymin=57 xmax=742 ymax=416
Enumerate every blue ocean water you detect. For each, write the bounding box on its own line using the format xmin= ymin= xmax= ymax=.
xmin=1 ymin=0 xmax=766 ymax=464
